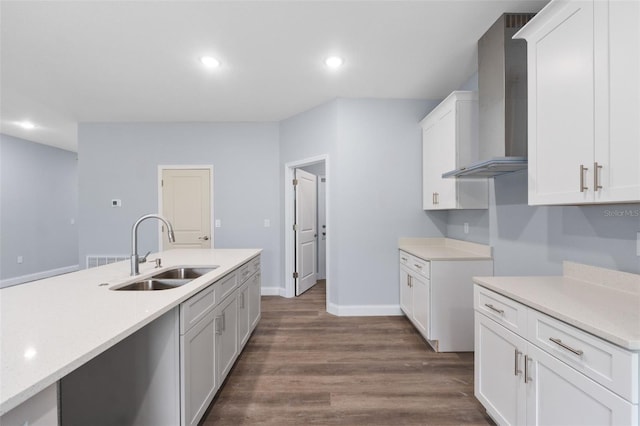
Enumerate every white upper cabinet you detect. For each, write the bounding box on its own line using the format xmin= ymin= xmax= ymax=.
xmin=421 ymin=91 xmax=489 ymax=210
xmin=515 ymin=0 xmax=640 ymax=205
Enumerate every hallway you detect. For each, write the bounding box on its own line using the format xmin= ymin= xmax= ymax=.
xmin=202 ymin=281 xmax=493 ymax=425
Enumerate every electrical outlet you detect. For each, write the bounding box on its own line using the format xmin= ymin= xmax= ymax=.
xmin=264 ymin=219 xmax=271 ymax=228
xmin=17 ymin=256 xmax=23 ymax=264
xmin=464 ymin=223 xmax=469 ymax=234
xmin=215 ymin=219 xmax=221 ymax=228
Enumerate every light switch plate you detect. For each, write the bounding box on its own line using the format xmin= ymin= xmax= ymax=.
xmin=215 ymin=219 xmax=221 ymax=228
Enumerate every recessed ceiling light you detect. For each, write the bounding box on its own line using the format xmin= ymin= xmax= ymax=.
xmin=325 ymin=56 xmax=344 ymax=69
xmin=200 ymin=56 xmax=221 ymax=68
xmin=18 ymin=121 xmax=36 ymax=130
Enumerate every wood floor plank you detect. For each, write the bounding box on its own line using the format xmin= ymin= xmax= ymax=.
xmin=201 ymin=280 xmax=493 ymax=425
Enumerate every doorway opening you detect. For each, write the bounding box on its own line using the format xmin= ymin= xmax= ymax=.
xmin=157 ymin=165 xmax=214 ymax=250
xmin=284 ymin=155 xmax=329 ymax=310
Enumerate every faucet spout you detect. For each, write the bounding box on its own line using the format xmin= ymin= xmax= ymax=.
xmin=130 ymin=214 xmax=175 ymax=276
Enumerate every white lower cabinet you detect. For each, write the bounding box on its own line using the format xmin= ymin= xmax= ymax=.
xmin=249 ymin=271 xmax=261 ymax=329
xmin=474 ymin=285 xmax=638 ymax=426
xmin=181 ymin=310 xmax=217 ymax=426
xmin=237 ymin=281 xmax=250 ymax=347
xmin=216 ymin=289 xmax=239 ymax=381
xmin=180 ymin=255 xmax=261 ymax=426
xmin=400 ymin=250 xmax=493 ymax=352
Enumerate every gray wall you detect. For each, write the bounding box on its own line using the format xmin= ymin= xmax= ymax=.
xmin=0 ymin=134 xmax=79 ymax=282
xmin=280 ymin=98 xmax=447 ymax=308
xmin=489 ymin=171 xmax=639 ymax=275
xmin=77 ymin=123 xmax=281 ymax=290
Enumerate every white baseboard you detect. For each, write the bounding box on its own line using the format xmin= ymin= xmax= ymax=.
xmin=327 ymin=302 xmax=403 ymax=317
xmin=0 ymin=265 xmax=80 ymax=289
xmin=261 ymin=286 xmax=286 ymax=296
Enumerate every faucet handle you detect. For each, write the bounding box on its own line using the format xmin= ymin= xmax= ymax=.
xmin=139 ymin=251 xmax=151 ymax=263
xmin=154 ymin=258 xmax=162 ymax=268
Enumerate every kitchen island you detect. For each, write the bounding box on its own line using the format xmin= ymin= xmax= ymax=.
xmin=0 ymin=248 xmax=261 ymax=424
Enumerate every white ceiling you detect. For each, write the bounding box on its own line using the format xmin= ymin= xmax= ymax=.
xmin=0 ymin=0 xmax=547 ymax=152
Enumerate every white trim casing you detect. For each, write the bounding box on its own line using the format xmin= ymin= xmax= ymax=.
xmin=284 ymin=155 xmax=330 ymax=311
xmin=157 ymin=165 xmax=215 ymax=250
xmin=0 ymin=265 xmax=80 ymax=289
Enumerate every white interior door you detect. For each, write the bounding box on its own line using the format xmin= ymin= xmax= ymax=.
xmin=161 ymin=168 xmax=212 ymax=249
xmin=295 ymin=169 xmax=317 ymax=296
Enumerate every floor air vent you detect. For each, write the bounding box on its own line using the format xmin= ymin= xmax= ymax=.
xmin=86 ymin=255 xmax=127 ymax=269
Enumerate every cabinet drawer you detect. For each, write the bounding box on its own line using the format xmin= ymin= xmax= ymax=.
xmin=399 ymin=251 xmax=430 ymax=279
xmin=474 ymin=286 xmax=527 ymax=336
xmin=528 ymin=309 xmax=638 ymax=403
xmin=181 ymin=285 xmax=216 ymax=334
xmin=237 ymin=263 xmax=251 ymax=284
xmin=217 ymin=271 xmax=238 ymax=302
xmin=250 ymin=256 xmax=260 ymax=275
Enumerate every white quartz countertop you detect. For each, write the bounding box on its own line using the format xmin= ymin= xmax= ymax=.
xmin=473 ymin=262 xmax=640 ymax=351
xmin=399 ymin=237 xmax=492 ymax=261
xmin=0 ymin=248 xmax=261 ymax=415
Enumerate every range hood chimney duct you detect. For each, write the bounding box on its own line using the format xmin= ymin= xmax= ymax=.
xmin=443 ymin=13 xmax=535 ymax=179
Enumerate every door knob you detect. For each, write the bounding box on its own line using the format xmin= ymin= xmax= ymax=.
xmin=199 ymin=236 xmax=209 ymax=241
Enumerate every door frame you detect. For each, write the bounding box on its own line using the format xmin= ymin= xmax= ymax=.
xmin=157 ymin=165 xmax=214 ymax=250
xmin=284 ymin=155 xmax=330 ymax=307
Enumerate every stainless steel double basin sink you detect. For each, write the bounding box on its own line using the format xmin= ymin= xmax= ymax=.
xmin=111 ymin=267 xmax=218 ymax=291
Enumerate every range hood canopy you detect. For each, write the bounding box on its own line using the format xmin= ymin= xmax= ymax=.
xmin=444 ymin=13 xmax=534 ymax=179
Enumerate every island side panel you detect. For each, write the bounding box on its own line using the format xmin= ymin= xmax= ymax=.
xmin=59 ymin=307 xmax=180 ymax=425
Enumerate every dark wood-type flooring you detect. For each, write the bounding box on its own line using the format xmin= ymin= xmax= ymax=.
xmin=202 ymin=280 xmax=494 ymax=425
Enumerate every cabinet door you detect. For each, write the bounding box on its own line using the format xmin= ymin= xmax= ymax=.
xmin=475 ymin=312 xmax=527 ymax=426
xmin=249 ymin=272 xmax=261 ymax=330
xmin=399 ymin=267 xmax=413 ymax=317
xmin=237 ymin=282 xmax=250 ymax=347
xmin=216 ymin=292 xmax=239 ymax=382
xmin=526 ymin=0 xmax=595 ymax=205
xmin=411 ymin=273 xmax=430 ymax=338
xmin=422 ymin=123 xmax=442 ymax=209
xmin=594 ymin=0 xmax=640 ymax=203
xmin=181 ymin=310 xmax=216 ymax=426
xmin=525 ymin=343 xmax=636 ymax=426
xmin=423 ymin=108 xmax=457 ymax=210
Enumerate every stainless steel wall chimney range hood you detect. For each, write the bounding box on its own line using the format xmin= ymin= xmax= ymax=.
xmin=443 ymin=13 xmax=535 ymax=179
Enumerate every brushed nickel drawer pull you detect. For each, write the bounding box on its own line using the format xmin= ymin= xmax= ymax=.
xmin=594 ymin=162 xmax=603 ymax=191
xmin=484 ymin=303 xmax=504 ymax=315
xmin=401 ymin=257 xmax=408 ymax=262
xmin=580 ymin=165 xmax=589 ymax=192
xmin=414 ymin=264 xmax=422 ymax=269
xmin=549 ymin=337 xmax=584 ymax=356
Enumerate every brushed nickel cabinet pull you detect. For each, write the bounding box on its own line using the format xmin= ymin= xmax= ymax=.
xmin=580 ymin=165 xmax=589 ymax=192
xmin=215 ymin=317 xmax=222 ymax=335
xmin=524 ymin=355 xmax=531 ymax=383
xmin=594 ymin=162 xmax=603 ymax=191
xmin=514 ymin=349 xmax=522 ymax=376
xmin=484 ymin=303 xmax=504 ymax=315
xmin=549 ymin=337 xmax=584 ymax=356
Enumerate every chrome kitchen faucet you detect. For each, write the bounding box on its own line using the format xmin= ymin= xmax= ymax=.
xmin=130 ymin=214 xmax=175 ymax=276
